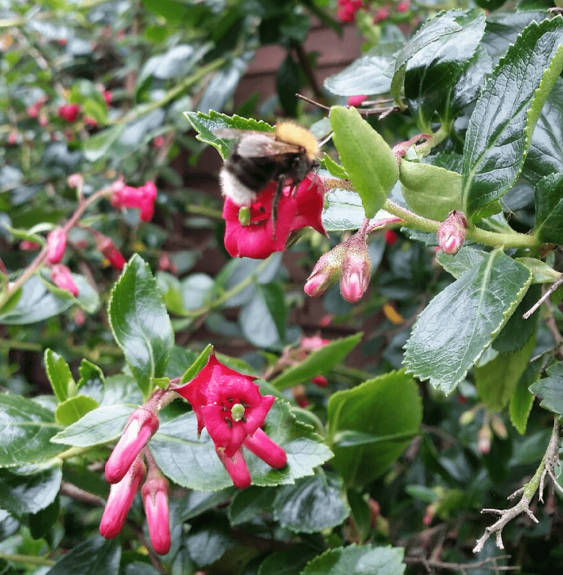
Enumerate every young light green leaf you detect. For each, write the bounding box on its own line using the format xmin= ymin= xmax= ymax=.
xmin=301 ymin=544 xmax=405 ymax=575
xmin=0 ymin=394 xmax=65 ymax=467
xmin=462 ymin=17 xmax=563 ymax=221
xmin=327 ymin=370 xmax=421 ymax=488
xmin=54 ymin=395 xmax=99 ymax=427
xmin=510 ymin=362 xmax=540 ymax=435
xmin=45 ymin=349 xmax=76 ymax=403
xmin=400 ymin=160 xmax=462 ymax=221
xmin=330 ymin=106 xmax=398 ymax=219
xmin=108 ymin=254 xmax=174 ymax=399
xmin=184 ymin=110 xmax=273 ymax=160
xmin=181 ymin=344 xmax=213 ymax=383
xmin=475 ymin=333 xmax=535 ymax=412
xmin=404 ymin=250 xmax=532 ymax=394
xmin=271 ymin=333 xmax=362 ymax=390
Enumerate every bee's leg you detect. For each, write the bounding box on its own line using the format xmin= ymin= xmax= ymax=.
xmin=272 ymin=174 xmax=286 ymax=240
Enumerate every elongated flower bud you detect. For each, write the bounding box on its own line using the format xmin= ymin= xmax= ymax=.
xmin=339 ymin=234 xmax=371 ymax=303
xmin=437 ymin=210 xmax=467 ymax=255
xmin=46 ymin=228 xmax=67 ymax=264
xmin=216 ymin=448 xmax=251 ymax=490
xmin=100 ymin=458 xmax=146 ymax=539
xmin=50 ymin=264 xmax=79 ymax=296
xmin=243 ymin=428 xmax=287 ymax=469
xmin=304 ymin=244 xmax=346 ymax=297
xmin=105 ymin=408 xmax=159 ymax=484
xmin=142 ymin=477 xmax=171 ymax=555
xmin=96 ymin=235 xmax=126 ymax=271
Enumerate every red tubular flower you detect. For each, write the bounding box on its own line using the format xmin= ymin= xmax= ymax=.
xmin=111 ymin=180 xmax=158 ymax=222
xmin=105 ymin=408 xmax=159 ymax=484
xmin=51 ymin=265 xmax=79 ymax=296
xmin=142 ymin=476 xmax=171 ymax=555
xmin=46 ymin=228 xmax=67 ymax=264
xmin=100 ymin=458 xmax=146 ymax=539
xmin=175 ymin=352 xmax=286 ymax=487
xmin=223 ymin=175 xmax=325 ymax=260
xmin=58 ymin=103 xmax=81 ymax=122
xmin=96 ymin=235 xmax=126 ymax=271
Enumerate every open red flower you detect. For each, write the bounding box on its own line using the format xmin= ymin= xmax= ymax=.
xmin=223 ymin=175 xmax=325 ymax=260
xmin=175 ymin=352 xmax=287 ymax=487
xmin=111 ymin=180 xmax=158 ymax=222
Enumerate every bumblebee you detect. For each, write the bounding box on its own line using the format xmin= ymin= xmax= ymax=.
xmin=214 ymin=122 xmax=320 ymax=224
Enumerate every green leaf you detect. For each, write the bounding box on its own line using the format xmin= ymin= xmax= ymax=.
xmin=271 ymin=333 xmax=362 ymax=390
xmin=83 ymin=124 xmax=124 ymax=163
xmin=185 ymin=513 xmax=236 ymax=567
xmin=0 ymin=394 xmax=65 ymax=467
xmin=403 ymin=9 xmax=486 ymax=129
xmin=45 ymin=536 xmax=121 ymax=575
xmin=529 ymin=361 xmax=563 ymax=417
xmin=108 ymin=255 xmax=174 ymax=398
xmin=327 ymin=370 xmax=421 ymax=488
xmin=524 ymin=78 xmax=563 ymax=184
xmin=510 ymin=362 xmax=541 ymax=435
xmin=184 ymin=110 xmax=273 ymax=160
xmin=347 ymin=490 xmax=371 ymax=543
xmin=77 ymin=360 xmax=105 ymax=401
xmin=330 ymin=106 xmax=399 ymax=219
xmin=240 ymin=284 xmax=287 ymax=348
xmin=300 ymin=545 xmax=405 ymax=575
xmin=517 ymin=257 xmax=562 ymax=284
xmin=462 ymin=17 xmax=563 ymax=221
xmin=324 ymin=42 xmax=402 ymax=97
xmin=400 ymin=160 xmax=462 ymax=221
xmin=534 ymin=172 xmax=563 ymax=243
xmin=322 ymin=154 xmax=348 ymax=179
xmin=54 ymin=395 xmax=99 ymax=426
xmin=258 ymin=547 xmax=318 ymax=575
xmin=44 ymin=349 xmax=76 ymax=403
xmin=178 ymin=488 xmax=235 ymax=522
xmin=404 ymin=250 xmax=532 ymax=394
xmin=276 ymin=54 xmax=300 ymax=117
xmin=228 ymin=486 xmax=276 ymax=526
xmin=436 ymin=247 xmax=487 ymax=279
xmin=322 ymin=186 xmax=397 ymax=232
xmin=150 ymin=398 xmax=333 ymax=491
xmin=273 ymin=473 xmax=350 ymax=533
xmin=475 ymin=333 xmax=535 ymax=412
xmin=29 ymin=497 xmax=60 ymax=540
xmin=0 ymin=462 xmax=62 ymax=515
xmin=83 ymin=99 xmax=107 ymax=125
xmin=181 ymin=345 xmax=213 ymax=384
xmin=50 ymin=405 xmax=133 ymax=447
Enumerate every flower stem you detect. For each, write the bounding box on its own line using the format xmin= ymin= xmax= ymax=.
xmin=0 ymin=553 xmax=55 ymax=567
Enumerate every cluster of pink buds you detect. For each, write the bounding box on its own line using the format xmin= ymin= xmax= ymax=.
xmin=44 ymin=227 xmax=80 ymax=297
xmin=111 ymin=180 xmax=158 ymax=222
xmin=337 ymin=0 xmax=363 ymax=23
xmin=175 ymin=352 xmax=287 ymax=489
xmin=305 ymin=230 xmax=372 ymax=303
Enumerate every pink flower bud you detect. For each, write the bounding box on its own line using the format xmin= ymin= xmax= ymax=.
xmin=67 ymin=173 xmax=83 ymax=189
xmin=153 ymin=136 xmax=165 ymax=148
xmin=301 ymin=335 xmax=330 ymax=352
xmin=84 ymin=116 xmax=98 ymax=126
xmin=8 ymin=132 xmax=18 ymax=145
xmin=437 ymin=210 xmax=467 ymax=255
xmin=384 ymin=230 xmax=398 ymax=246
xmin=100 ymin=458 xmax=146 ymax=539
xmin=311 ymin=375 xmax=328 ymax=387
xmin=216 ymin=448 xmax=251 ymax=489
xmin=27 ymin=104 xmax=39 ymax=118
xmin=58 ymin=103 xmax=81 ymax=122
xmin=304 ymin=244 xmax=346 ymax=297
xmin=142 ymin=477 xmax=171 ymax=555
xmin=51 ymin=264 xmax=79 ymax=296
xmin=339 ymin=234 xmax=371 ymax=303
xmin=96 ymin=235 xmax=126 ymax=271
xmin=243 ymin=428 xmax=287 ymax=469
xmin=478 ymin=423 xmax=492 ymax=455
xmin=103 ymin=90 xmax=113 ymax=106
xmin=20 ymin=240 xmax=41 ymax=251
xmin=374 ymin=6 xmax=390 ymax=23
xmin=397 ymin=0 xmax=410 ymax=12
xmin=105 ymin=409 xmax=159 ymax=484
xmin=347 ymin=95 xmax=368 ymax=107
xmin=46 ymin=228 xmax=67 ymax=264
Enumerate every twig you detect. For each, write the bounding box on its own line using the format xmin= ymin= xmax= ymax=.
xmin=523 ymin=275 xmax=563 ymax=319
xmin=473 ymin=419 xmax=562 ymax=553
xmin=60 ymin=481 xmax=104 ymax=506
xmin=404 ymin=554 xmax=518 ymax=572
xmin=295 ymin=93 xmax=400 ymax=117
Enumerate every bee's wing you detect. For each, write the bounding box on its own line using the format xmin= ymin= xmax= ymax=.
xmin=236 ymin=134 xmax=301 ymax=158
xmin=213 ymin=128 xmax=276 ymax=140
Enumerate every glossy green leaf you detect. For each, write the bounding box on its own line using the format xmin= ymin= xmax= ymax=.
xmin=29 ymin=497 xmax=60 ymax=540
xmin=108 ymin=255 xmax=174 ymax=398
xmin=524 ymin=78 xmax=563 ymax=184
xmin=273 ymin=473 xmax=350 ymax=533
xmin=404 ymin=250 xmax=532 ymax=394
xmin=462 ymin=17 xmax=563 ymax=221
xmin=185 ymin=513 xmax=236 ymax=567
xmin=327 ymin=370 xmax=421 ymax=488
xmin=400 ymin=160 xmax=462 ymax=221
xmin=403 ymin=9 xmax=486 ymax=129
xmin=178 ymin=488 xmax=235 ymax=522
xmin=54 ymin=395 xmax=99 ymax=426
xmin=184 ymin=110 xmax=273 ymax=160
xmin=436 ymin=247 xmax=487 ymax=279
xmin=228 ymin=486 xmax=276 ymax=526
xmin=0 ymin=462 xmax=62 ymax=515
xmin=50 ymin=405 xmax=133 ymax=447
xmin=77 ymin=360 xmax=105 ymax=401
xmin=0 ymin=394 xmax=65 ymax=467
xmin=41 ymin=272 xmax=100 ymax=314
xmin=475 ymin=333 xmax=535 ymax=412
xmin=322 ymin=154 xmax=348 ymax=179
xmin=272 ymin=333 xmax=362 ymax=390
xmin=529 ymin=362 xmax=563 ymax=417
xmin=276 ymin=54 xmax=299 ymax=117
xmin=347 ymin=490 xmax=371 ymax=543
xmin=44 ymin=349 xmax=76 ymax=403
xmin=330 ymin=106 xmax=398 ymax=219
xmin=151 ymin=398 xmax=333 ymax=491
xmin=301 ymin=545 xmax=405 ymax=575
xmin=83 ymin=124 xmax=124 ymax=163
xmin=324 ymin=42 xmax=402 ymax=97
xmin=510 ymin=362 xmax=541 ymax=435
xmin=517 ymin=258 xmax=562 ymax=284
xmin=240 ymin=283 xmax=286 ymax=348
xmin=322 ymin=187 xmax=397 ymax=232
xmin=45 ymin=536 xmax=121 ymax=575
xmin=258 ymin=547 xmax=318 ymax=575
xmin=534 ymin=172 xmax=563 ymax=243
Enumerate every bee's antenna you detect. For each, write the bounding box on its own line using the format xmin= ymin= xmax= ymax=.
xmin=296 ymin=93 xmax=331 ymax=111
xmin=296 ymin=93 xmax=400 ymax=119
